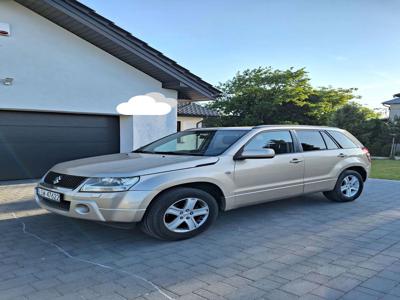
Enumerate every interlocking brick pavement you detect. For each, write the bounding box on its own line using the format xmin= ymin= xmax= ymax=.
xmin=1 ymin=179 xmax=400 ymax=299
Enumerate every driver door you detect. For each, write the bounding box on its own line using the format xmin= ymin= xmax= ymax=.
xmin=233 ymin=130 xmax=304 ymax=207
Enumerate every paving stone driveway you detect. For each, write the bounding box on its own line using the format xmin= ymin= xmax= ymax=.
xmin=1 ymin=179 xmax=400 ymax=300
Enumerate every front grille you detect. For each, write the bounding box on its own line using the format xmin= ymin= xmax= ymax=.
xmin=43 ymin=171 xmax=86 ymax=189
xmin=39 ymin=196 xmax=70 ymax=211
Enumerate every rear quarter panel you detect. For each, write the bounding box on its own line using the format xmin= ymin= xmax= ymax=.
xmin=342 ymin=148 xmax=371 ymax=176
xmin=307 ymin=129 xmax=370 ymax=193
xmin=312 ymin=148 xmax=370 ymax=193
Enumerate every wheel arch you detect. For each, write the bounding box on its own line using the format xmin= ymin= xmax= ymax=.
xmin=343 ymin=165 xmax=367 ymax=182
xmin=149 ymin=182 xmax=227 ymax=212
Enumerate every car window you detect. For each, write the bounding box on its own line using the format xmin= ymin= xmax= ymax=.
xmin=244 ymin=131 xmax=294 ymax=154
xmin=327 ymin=130 xmax=358 ymax=149
xmin=135 ymin=130 xmax=248 ymax=156
xmin=296 ymin=130 xmax=327 ymax=151
xmin=321 ymin=131 xmax=339 ymax=149
xmin=155 ymin=133 xmax=208 ymax=153
xmin=205 ymin=130 xmax=249 ymax=155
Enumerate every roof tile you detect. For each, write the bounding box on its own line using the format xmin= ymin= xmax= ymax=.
xmin=178 ymin=102 xmax=219 ymax=117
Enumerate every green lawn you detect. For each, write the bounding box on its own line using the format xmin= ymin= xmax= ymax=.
xmin=371 ymin=159 xmax=400 ymax=181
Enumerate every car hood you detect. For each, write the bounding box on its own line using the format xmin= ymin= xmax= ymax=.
xmin=51 ymin=153 xmax=219 ymax=177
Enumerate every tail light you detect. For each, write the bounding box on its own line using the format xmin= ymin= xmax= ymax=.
xmin=362 ymin=147 xmax=371 ymax=162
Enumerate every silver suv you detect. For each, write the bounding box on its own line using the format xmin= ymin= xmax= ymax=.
xmin=36 ymin=125 xmax=371 ymax=240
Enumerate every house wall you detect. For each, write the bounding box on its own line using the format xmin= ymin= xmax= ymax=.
xmin=0 ymin=0 xmax=178 ymax=151
xmin=389 ymin=104 xmax=400 ymax=120
xmin=177 ymin=116 xmax=204 ymax=130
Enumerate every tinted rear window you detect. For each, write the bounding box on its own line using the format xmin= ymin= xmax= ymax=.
xmin=321 ymin=131 xmax=339 ymax=150
xmin=327 ymin=130 xmax=358 ymax=149
xmin=296 ymin=130 xmax=327 ymax=151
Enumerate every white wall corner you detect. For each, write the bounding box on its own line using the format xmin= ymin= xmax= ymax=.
xmin=119 ymin=106 xmax=178 ymax=152
xmin=132 ymin=105 xmax=178 ymax=150
xmin=119 ymin=115 xmax=134 ymax=152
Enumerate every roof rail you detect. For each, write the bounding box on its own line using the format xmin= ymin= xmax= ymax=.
xmin=252 ymin=124 xmax=334 ymax=129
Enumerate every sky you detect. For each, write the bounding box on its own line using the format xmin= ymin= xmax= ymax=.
xmin=81 ymin=0 xmax=400 ymax=109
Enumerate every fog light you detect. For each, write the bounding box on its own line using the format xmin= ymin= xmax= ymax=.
xmin=75 ymin=204 xmax=90 ymax=214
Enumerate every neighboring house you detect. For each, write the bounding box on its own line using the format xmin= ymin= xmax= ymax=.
xmin=0 ymin=0 xmax=219 ymax=181
xmin=383 ymin=93 xmax=400 ymax=120
xmin=177 ymin=101 xmax=219 ymax=131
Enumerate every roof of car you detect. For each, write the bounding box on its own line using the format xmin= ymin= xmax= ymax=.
xmin=186 ymin=127 xmax=253 ymax=131
xmin=188 ymin=125 xmax=340 ymax=131
xmin=253 ymin=125 xmax=339 ymax=130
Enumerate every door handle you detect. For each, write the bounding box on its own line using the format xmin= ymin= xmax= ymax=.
xmin=290 ymin=158 xmax=303 ymax=164
xmin=337 ymin=153 xmax=347 ymax=158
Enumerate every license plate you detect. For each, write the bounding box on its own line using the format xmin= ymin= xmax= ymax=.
xmin=37 ymin=188 xmax=61 ymax=202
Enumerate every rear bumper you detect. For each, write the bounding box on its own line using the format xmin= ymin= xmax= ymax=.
xmin=35 ymin=184 xmax=155 ymax=222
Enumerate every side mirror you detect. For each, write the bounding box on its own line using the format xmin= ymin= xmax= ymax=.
xmin=235 ymin=148 xmax=276 ymax=160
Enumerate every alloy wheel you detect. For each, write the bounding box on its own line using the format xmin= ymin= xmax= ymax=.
xmin=340 ymin=175 xmax=360 ymax=198
xmin=163 ymin=198 xmax=209 ymax=233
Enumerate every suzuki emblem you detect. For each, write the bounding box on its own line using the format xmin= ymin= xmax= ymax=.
xmin=53 ymin=176 xmax=62 ymax=185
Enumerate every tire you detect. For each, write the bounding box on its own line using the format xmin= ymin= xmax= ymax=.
xmin=140 ymin=187 xmax=219 ymax=241
xmin=323 ymin=170 xmax=364 ymax=202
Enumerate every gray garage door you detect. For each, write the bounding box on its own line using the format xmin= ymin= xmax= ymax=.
xmin=0 ymin=111 xmax=120 ymax=181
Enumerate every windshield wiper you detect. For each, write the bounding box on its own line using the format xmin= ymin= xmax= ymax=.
xmin=153 ymin=151 xmax=204 ymax=156
xmin=153 ymin=151 xmax=187 ymax=155
xmin=132 ymin=150 xmax=154 ymax=154
xmin=133 ymin=150 xmax=204 ymax=156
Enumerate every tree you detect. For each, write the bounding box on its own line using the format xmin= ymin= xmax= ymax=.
xmin=203 ymin=66 xmax=397 ymax=157
xmin=206 ymin=66 xmax=356 ymax=126
xmin=303 ymin=87 xmax=358 ymax=125
xmin=329 ymin=103 xmax=392 ymax=156
xmin=388 ymin=117 xmax=400 ymax=158
xmin=328 ymin=102 xmax=380 ymax=136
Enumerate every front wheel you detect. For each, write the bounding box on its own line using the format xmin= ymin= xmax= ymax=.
xmin=323 ymin=170 xmax=364 ymax=202
xmin=140 ymin=187 xmax=219 ymax=240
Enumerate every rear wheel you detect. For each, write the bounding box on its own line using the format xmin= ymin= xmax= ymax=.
xmin=140 ymin=187 xmax=218 ymax=240
xmin=323 ymin=170 xmax=364 ymax=202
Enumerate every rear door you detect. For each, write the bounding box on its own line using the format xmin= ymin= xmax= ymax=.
xmin=295 ymin=130 xmax=342 ymax=193
xmin=233 ymin=130 xmax=304 ymax=207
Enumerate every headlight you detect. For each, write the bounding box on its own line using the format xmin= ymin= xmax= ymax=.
xmin=80 ymin=177 xmax=140 ymax=192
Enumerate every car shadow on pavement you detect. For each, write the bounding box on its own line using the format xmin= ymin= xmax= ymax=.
xmin=0 ymin=191 xmax=364 ymax=247
xmin=0 ymin=199 xmax=38 ymax=213
xmin=0 ymin=192 xmax=335 ymax=258
xmin=0 ymin=192 xmax=346 ymax=263
xmin=3 ymin=192 xmax=332 ymax=234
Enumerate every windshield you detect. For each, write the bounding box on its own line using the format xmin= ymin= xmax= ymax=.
xmin=134 ymin=130 xmax=249 ymax=156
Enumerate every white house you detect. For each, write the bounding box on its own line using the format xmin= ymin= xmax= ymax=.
xmin=383 ymin=93 xmax=400 ymax=120
xmin=0 ymin=0 xmax=219 ymax=181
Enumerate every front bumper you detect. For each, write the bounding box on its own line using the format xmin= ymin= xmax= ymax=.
xmin=35 ymin=183 xmax=155 ymax=222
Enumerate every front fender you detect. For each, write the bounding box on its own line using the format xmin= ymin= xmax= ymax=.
xmin=131 ymin=159 xmax=235 ymax=210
